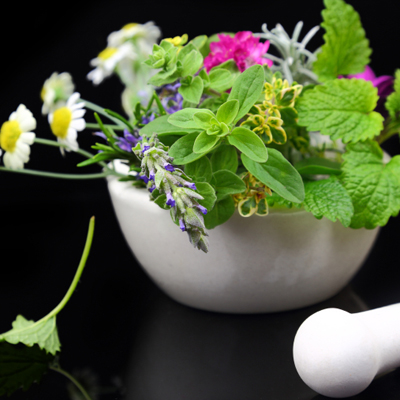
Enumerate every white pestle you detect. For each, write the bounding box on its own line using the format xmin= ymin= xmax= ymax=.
xmin=293 ymin=303 xmax=400 ymax=398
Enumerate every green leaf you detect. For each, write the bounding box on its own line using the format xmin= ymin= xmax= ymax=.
xmin=303 ymin=176 xmax=354 ymax=227
xmin=0 ymin=343 xmax=54 ymax=396
xmin=169 ymin=131 xmax=207 ymax=164
xmin=204 ymin=196 xmax=236 ymax=229
xmin=228 ymin=64 xmax=265 ymax=122
xmin=154 ymin=194 xmax=169 ymax=210
xmin=195 ymin=182 xmax=217 ymax=212
xmin=297 ymin=78 xmax=384 ymax=143
xmin=185 ymin=156 xmax=213 ymax=182
xmin=168 ymin=108 xmax=213 ymax=129
xmin=241 ymin=149 xmax=305 ymax=203
xmin=141 ymin=115 xmax=199 ymax=136
xmin=340 ymin=140 xmax=400 ymax=228
xmin=294 ymin=157 xmax=342 ymax=176
xmin=193 ymin=111 xmax=215 ymax=130
xmin=193 ymin=131 xmax=220 ymax=153
xmin=0 ymin=316 xmax=60 ymax=356
xmin=180 ymin=47 xmax=204 ymax=77
xmin=213 ymin=169 xmax=246 ymax=200
xmin=313 ymin=0 xmax=372 ymax=81
xmin=385 ymin=69 xmax=400 ymax=119
xmin=209 ymin=68 xmax=234 ymax=92
xmin=190 ymin=35 xmax=208 ymax=53
xmin=216 ymin=100 xmax=239 ymax=125
xmin=210 ymin=144 xmax=238 ymax=173
xmin=228 ymin=127 xmax=268 ymax=163
xmin=179 ymin=75 xmax=204 ymax=104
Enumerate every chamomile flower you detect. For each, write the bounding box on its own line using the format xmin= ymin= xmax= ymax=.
xmin=41 ymin=72 xmax=75 ymax=115
xmin=87 ymin=42 xmax=135 ymax=85
xmin=48 ymin=92 xmax=85 ymax=153
xmin=0 ymin=104 xmax=36 ymax=170
xmin=107 ymin=21 xmax=161 ymax=51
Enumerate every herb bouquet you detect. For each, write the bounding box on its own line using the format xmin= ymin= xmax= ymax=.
xmin=1 ymin=0 xmax=399 ymax=311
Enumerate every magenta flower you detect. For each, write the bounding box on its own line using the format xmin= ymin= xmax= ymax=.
xmin=204 ymin=31 xmax=272 ymax=73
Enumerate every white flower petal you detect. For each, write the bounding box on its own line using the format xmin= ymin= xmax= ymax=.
xmin=15 ymin=143 xmax=30 ymax=162
xmin=19 ymin=116 xmax=36 ymax=132
xmin=67 ymin=92 xmax=81 ymax=107
xmin=48 ymin=113 xmax=54 ymax=123
xmin=70 ymin=102 xmax=85 ymax=111
xmin=4 ymin=152 xmax=23 ymax=170
xmin=19 ymin=132 xmax=36 ymax=144
xmin=72 ymin=109 xmax=86 ymax=119
xmin=70 ymin=118 xmax=85 ymax=131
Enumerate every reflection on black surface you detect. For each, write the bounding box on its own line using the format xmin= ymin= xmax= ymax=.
xmin=125 ymin=285 xmax=377 ymax=400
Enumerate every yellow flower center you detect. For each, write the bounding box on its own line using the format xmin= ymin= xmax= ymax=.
xmin=0 ymin=120 xmax=22 ymax=152
xmin=50 ymin=107 xmax=72 ymax=139
xmin=40 ymin=87 xmax=47 ymax=101
xmin=98 ymin=47 xmax=118 ymax=61
xmin=122 ymin=23 xmax=138 ymax=31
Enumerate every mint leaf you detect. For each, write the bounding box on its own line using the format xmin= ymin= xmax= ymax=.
xmin=385 ymin=69 xmax=400 ymax=119
xmin=340 ymin=140 xmax=400 ymax=228
xmin=228 ymin=64 xmax=265 ymax=122
xmin=210 ymin=144 xmax=238 ymax=173
xmin=241 ymin=149 xmax=305 ymax=203
xmin=313 ymin=0 xmax=372 ymax=81
xmin=213 ymin=169 xmax=246 ymax=200
xmin=204 ymin=196 xmax=236 ymax=229
xmin=185 ymin=156 xmax=212 ymax=182
xmin=0 ymin=343 xmax=54 ymax=396
xmin=228 ymin=127 xmax=268 ymax=163
xmin=216 ymin=100 xmax=239 ymax=125
xmin=297 ymin=78 xmax=384 ymax=143
xmin=303 ymin=176 xmax=354 ymax=227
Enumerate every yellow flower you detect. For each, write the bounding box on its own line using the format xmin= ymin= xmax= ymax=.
xmin=48 ymin=93 xmax=85 ymax=153
xmin=0 ymin=105 xmax=36 ymax=170
xmin=164 ymin=34 xmax=188 ymax=48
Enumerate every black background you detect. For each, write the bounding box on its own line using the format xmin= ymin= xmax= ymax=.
xmin=0 ymin=1 xmax=400 ymax=399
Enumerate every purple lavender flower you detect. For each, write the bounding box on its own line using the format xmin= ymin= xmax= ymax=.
xmin=179 ymin=218 xmax=186 ymax=232
xmin=166 ymin=192 xmax=176 ymax=207
xmin=141 ymin=144 xmax=151 ymax=154
xmin=139 ymin=175 xmax=150 ymax=184
xmin=185 ymin=182 xmax=197 ymax=190
xmin=196 ymin=204 xmax=208 ymax=215
xmin=141 ymin=113 xmax=156 ymax=125
xmin=149 ymin=169 xmax=156 ymax=181
xmin=164 ymin=162 xmax=175 ymax=172
xmin=157 ymin=81 xmax=184 ymax=114
xmin=93 ymin=131 xmax=107 ymax=140
xmin=116 ymin=130 xmax=142 ymax=152
xmin=149 ymin=185 xmax=156 ymax=193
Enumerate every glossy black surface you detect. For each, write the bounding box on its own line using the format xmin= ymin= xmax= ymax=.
xmin=1 ymin=1 xmax=400 ymax=398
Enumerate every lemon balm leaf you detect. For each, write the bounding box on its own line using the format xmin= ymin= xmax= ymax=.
xmin=0 ymin=217 xmax=95 ymax=355
xmin=340 ymin=141 xmax=400 ymax=228
xmin=385 ymin=69 xmax=400 ymax=119
xmin=313 ymin=0 xmax=372 ymax=81
xmin=303 ymin=176 xmax=354 ymax=227
xmin=297 ymin=79 xmax=384 ymax=143
xmin=0 ymin=343 xmax=54 ymax=396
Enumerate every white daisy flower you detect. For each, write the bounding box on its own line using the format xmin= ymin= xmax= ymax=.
xmin=87 ymin=42 xmax=136 ymax=85
xmin=48 ymin=92 xmax=85 ymax=153
xmin=41 ymin=72 xmax=75 ymax=115
xmin=107 ymin=21 xmax=161 ymax=51
xmin=0 ymin=104 xmax=36 ymax=170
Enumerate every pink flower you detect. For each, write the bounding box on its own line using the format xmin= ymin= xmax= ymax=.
xmin=204 ymin=31 xmax=272 ymax=73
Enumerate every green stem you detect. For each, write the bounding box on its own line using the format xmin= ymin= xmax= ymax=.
xmin=0 ymin=166 xmax=115 ymax=179
xmin=82 ymin=99 xmax=125 ymax=127
xmin=47 ymin=217 xmax=95 ymax=319
xmin=146 ymin=91 xmax=167 ymax=116
xmin=50 ymin=365 xmax=93 ymax=400
xmin=34 ymin=138 xmax=96 ymax=160
xmin=85 ymin=122 xmax=125 ymax=131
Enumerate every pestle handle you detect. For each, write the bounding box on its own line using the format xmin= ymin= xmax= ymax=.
xmin=292 ymin=303 xmax=400 ymax=398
